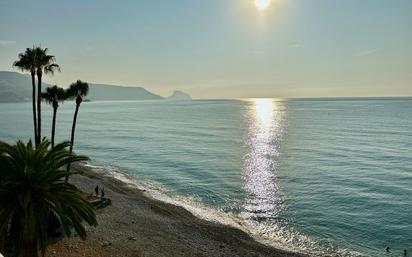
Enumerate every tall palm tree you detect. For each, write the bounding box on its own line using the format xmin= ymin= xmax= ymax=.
xmin=65 ymin=80 xmax=89 ymax=182
xmin=13 ymin=48 xmax=38 ymax=147
xmin=41 ymin=85 xmax=66 ymax=147
xmin=33 ymin=47 xmax=60 ymax=145
xmin=0 ymin=139 xmax=97 ymax=257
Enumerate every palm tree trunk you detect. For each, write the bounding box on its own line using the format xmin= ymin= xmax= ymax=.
xmin=37 ymin=72 xmax=42 ymax=144
xmin=30 ymin=72 xmax=38 ymax=148
xmin=7 ymin=214 xmax=21 ymax=256
xmin=65 ymin=104 xmax=80 ymax=182
xmin=51 ymin=106 xmax=57 ymax=148
xmin=19 ymin=220 xmax=39 ymax=257
xmin=20 ymin=241 xmax=39 ymax=257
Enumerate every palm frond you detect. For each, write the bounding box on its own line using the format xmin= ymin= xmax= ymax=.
xmin=0 ymin=139 xmax=96 ymax=255
xmin=13 ymin=48 xmax=37 ymax=73
xmin=42 ymin=85 xmax=67 ymax=106
xmin=44 ymin=63 xmax=61 ymax=75
xmin=66 ymin=80 xmax=90 ymax=100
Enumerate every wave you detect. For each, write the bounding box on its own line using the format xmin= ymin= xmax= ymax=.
xmin=82 ymin=163 xmax=364 ymax=257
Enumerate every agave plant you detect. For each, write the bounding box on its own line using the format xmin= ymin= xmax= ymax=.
xmin=0 ymin=140 xmax=97 ymax=257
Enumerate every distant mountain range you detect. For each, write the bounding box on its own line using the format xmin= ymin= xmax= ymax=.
xmin=0 ymin=71 xmax=191 ymax=102
xmin=88 ymin=83 xmax=163 ymax=101
xmin=0 ymin=71 xmax=38 ymax=102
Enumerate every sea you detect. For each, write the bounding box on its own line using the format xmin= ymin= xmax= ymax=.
xmin=0 ymin=98 xmax=411 ymax=257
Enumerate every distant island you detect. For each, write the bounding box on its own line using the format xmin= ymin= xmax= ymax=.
xmin=0 ymin=71 xmax=192 ymax=102
xmin=167 ymin=90 xmax=192 ymax=100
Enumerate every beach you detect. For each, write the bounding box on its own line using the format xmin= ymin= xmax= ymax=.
xmin=46 ymin=164 xmax=307 ymax=257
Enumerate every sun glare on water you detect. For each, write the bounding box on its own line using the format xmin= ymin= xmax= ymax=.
xmin=254 ymin=0 xmax=271 ymax=11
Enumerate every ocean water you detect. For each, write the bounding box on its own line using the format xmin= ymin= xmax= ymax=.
xmin=0 ymin=98 xmax=411 ymax=257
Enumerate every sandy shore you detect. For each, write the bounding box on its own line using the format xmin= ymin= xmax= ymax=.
xmin=46 ymin=165 xmax=308 ymax=257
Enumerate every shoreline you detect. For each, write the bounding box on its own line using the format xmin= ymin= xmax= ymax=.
xmin=47 ymin=164 xmax=308 ymax=257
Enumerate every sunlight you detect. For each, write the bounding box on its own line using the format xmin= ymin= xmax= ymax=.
xmin=254 ymin=98 xmax=275 ymax=134
xmin=254 ymin=0 xmax=271 ymax=11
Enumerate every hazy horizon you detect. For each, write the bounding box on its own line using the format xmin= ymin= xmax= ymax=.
xmin=1 ymin=0 xmax=411 ymax=99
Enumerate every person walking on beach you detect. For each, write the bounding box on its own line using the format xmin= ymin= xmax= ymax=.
xmin=101 ymin=187 xmax=105 ymax=198
xmin=94 ymin=185 xmax=99 ymax=196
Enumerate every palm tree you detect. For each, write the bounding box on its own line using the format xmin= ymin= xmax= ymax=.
xmin=41 ymin=85 xmax=66 ymax=147
xmin=65 ymin=80 xmax=89 ymax=182
xmin=33 ymin=47 xmax=60 ymax=145
xmin=13 ymin=48 xmax=38 ymax=147
xmin=0 ymin=139 xmax=97 ymax=257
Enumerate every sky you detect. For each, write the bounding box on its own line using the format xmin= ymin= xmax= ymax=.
xmin=0 ymin=0 xmax=411 ymax=99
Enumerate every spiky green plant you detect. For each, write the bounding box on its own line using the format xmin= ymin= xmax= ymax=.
xmin=0 ymin=139 xmax=97 ymax=257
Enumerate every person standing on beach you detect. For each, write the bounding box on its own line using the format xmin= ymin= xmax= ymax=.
xmin=94 ymin=185 xmax=99 ymax=196
xmin=101 ymin=188 xmax=105 ymax=198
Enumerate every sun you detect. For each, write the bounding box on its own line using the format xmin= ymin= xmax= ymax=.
xmin=254 ymin=0 xmax=271 ymax=11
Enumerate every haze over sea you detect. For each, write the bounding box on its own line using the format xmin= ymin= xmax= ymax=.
xmin=1 ymin=98 xmax=411 ymax=257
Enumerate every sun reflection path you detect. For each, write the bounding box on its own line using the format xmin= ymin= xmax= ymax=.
xmin=243 ymin=99 xmax=285 ymax=220
xmin=255 ymin=98 xmax=275 ymax=136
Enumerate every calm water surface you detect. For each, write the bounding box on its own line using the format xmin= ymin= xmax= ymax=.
xmin=1 ymin=99 xmax=411 ymax=257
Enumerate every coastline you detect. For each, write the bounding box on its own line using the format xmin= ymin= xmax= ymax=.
xmin=47 ymin=164 xmax=308 ymax=257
